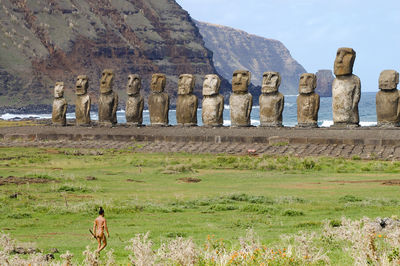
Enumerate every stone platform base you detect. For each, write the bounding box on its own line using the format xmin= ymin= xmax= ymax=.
xmin=1 ymin=125 xmax=400 ymax=159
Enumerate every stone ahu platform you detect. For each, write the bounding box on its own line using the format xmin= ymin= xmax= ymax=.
xmin=2 ymin=125 xmax=400 ymax=159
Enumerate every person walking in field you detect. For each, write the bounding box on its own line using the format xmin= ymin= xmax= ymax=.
xmin=93 ymin=207 xmax=109 ymax=253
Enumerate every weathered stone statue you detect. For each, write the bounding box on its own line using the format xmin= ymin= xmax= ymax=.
xmin=376 ymin=70 xmax=400 ymax=127
xmin=259 ymin=72 xmax=284 ymax=127
xmin=52 ymin=82 xmax=67 ymax=126
xmin=230 ymin=70 xmax=252 ymax=127
xmin=75 ymin=75 xmax=91 ymax=126
xmin=98 ymin=69 xmax=118 ymax=126
xmin=332 ymin=47 xmax=361 ymax=127
xmin=202 ymin=74 xmax=224 ymax=127
xmin=148 ymin=73 xmax=169 ymax=126
xmin=297 ymin=73 xmax=320 ymax=127
xmin=176 ymin=74 xmax=198 ymax=126
xmin=125 ymin=74 xmax=144 ymax=126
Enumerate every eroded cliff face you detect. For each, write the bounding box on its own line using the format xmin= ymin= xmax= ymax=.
xmin=316 ymin=70 xmax=334 ymax=97
xmin=195 ymin=21 xmax=307 ymax=95
xmin=0 ymin=0 xmax=219 ymax=108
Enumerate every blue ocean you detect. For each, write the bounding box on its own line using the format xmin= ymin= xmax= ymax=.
xmin=1 ymin=92 xmax=377 ymax=127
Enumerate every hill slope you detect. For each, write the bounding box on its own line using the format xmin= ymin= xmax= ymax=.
xmin=195 ymin=21 xmax=306 ymax=95
xmin=0 ymin=0 xmax=222 ymax=110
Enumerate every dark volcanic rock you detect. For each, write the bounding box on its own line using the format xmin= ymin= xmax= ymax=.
xmin=195 ymin=21 xmax=307 ymax=95
xmin=0 ymin=0 xmax=224 ymax=109
xmin=315 ymin=70 xmax=334 ymax=97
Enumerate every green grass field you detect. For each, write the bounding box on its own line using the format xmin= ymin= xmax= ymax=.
xmin=0 ymin=146 xmax=400 ymax=264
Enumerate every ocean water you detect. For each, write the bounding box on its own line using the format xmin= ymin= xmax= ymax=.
xmin=1 ymin=92 xmax=378 ymax=127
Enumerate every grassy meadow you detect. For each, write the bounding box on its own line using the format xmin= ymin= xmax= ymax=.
xmin=0 ymin=146 xmax=400 ymax=264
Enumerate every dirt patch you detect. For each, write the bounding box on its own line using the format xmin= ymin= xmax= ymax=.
xmin=177 ymin=177 xmax=202 ymax=183
xmin=44 ymin=149 xmax=60 ymax=154
xmin=329 ymin=179 xmax=400 ymax=185
xmin=126 ymin=179 xmax=145 ymax=183
xmin=0 ymin=176 xmax=53 ymax=185
xmin=382 ymin=180 xmax=400 ymax=185
xmin=86 ymin=176 xmax=97 ymax=181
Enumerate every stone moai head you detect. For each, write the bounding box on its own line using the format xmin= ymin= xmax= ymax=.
xmin=262 ymin=72 xmax=281 ymax=93
xmin=150 ymin=73 xmax=166 ymax=93
xmin=203 ymin=74 xmax=221 ymax=96
xmin=334 ymin=47 xmax=356 ymax=76
xmin=75 ymin=75 xmax=88 ymax=96
xmin=54 ymin=82 xmax=64 ymax=98
xmin=299 ymin=73 xmax=317 ymax=94
xmin=100 ymin=69 xmax=114 ymax=94
xmin=379 ymin=70 xmax=399 ymax=91
xmin=127 ymin=74 xmax=141 ymax=96
xmin=232 ymin=70 xmax=251 ymax=93
xmin=178 ymin=74 xmax=195 ymax=95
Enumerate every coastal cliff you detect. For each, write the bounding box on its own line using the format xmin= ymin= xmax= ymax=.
xmin=195 ymin=21 xmax=307 ymax=95
xmin=0 ymin=0 xmax=221 ymax=109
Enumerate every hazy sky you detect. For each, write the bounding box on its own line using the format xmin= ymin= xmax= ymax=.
xmin=176 ymin=0 xmax=400 ymax=92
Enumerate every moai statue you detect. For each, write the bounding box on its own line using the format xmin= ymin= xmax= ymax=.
xmin=259 ymin=72 xmax=284 ymax=127
xmin=148 ymin=73 xmax=169 ymax=126
xmin=98 ymin=69 xmax=118 ymax=126
xmin=176 ymin=74 xmax=198 ymax=126
xmin=75 ymin=75 xmax=91 ymax=126
xmin=125 ymin=74 xmax=144 ymax=126
xmin=229 ymin=70 xmax=252 ymax=127
xmin=376 ymin=70 xmax=400 ymax=127
xmin=52 ymin=82 xmax=67 ymax=126
xmin=202 ymin=74 xmax=224 ymax=127
xmin=297 ymin=73 xmax=320 ymax=127
xmin=332 ymin=47 xmax=361 ymax=127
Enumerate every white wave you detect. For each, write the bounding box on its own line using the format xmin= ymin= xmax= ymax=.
xmin=224 ymin=105 xmax=230 ymax=110
xmin=320 ymin=120 xmax=333 ymax=127
xmin=0 ymin=113 xmax=51 ymax=120
xmin=360 ymin=121 xmax=377 ymax=127
xmin=223 ymin=120 xmax=231 ymax=126
xmin=320 ymin=120 xmax=377 ymax=127
xmin=251 ymin=119 xmax=260 ymax=126
xmin=285 ymin=94 xmax=299 ymax=97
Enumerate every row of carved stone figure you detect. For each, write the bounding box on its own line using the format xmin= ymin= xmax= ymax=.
xmin=51 ymin=69 xmax=319 ymax=127
xmin=52 ymin=47 xmax=400 ymax=127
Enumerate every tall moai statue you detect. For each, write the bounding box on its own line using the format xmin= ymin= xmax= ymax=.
xmin=230 ymin=70 xmax=252 ymax=127
xmin=259 ymin=72 xmax=284 ymax=127
xmin=125 ymin=74 xmax=144 ymax=126
xmin=148 ymin=73 xmax=169 ymax=126
xmin=376 ymin=70 xmax=400 ymax=127
xmin=297 ymin=73 xmax=320 ymax=127
xmin=176 ymin=74 xmax=198 ymax=126
xmin=202 ymin=74 xmax=224 ymax=127
xmin=75 ymin=75 xmax=91 ymax=126
xmin=52 ymin=82 xmax=67 ymax=126
xmin=98 ymin=69 xmax=118 ymax=126
xmin=332 ymin=47 xmax=361 ymax=127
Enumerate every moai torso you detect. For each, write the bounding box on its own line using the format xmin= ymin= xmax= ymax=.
xmin=297 ymin=73 xmax=320 ymax=127
xmin=202 ymin=74 xmax=224 ymax=126
xmin=259 ymin=72 xmax=284 ymax=127
xmin=230 ymin=70 xmax=252 ymax=127
xmin=98 ymin=69 xmax=118 ymax=126
xmin=332 ymin=47 xmax=361 ymax=126
xmin=75 ymin=75 xmax=91 ymax=126
xmin=376 ymin=70 xmax=400 ymax=127
xmin=52 ymin=82 xmax=67 ymax=126
xmin=176 ymin=74 xmax=198 ymax=126
xmin=125 ymin=74 xmax=144 ymax=126
xmin=148 ymin=73 xmax=169 ymax=126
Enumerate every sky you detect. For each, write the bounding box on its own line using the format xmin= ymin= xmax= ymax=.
xmin=175 ymin=0 xmax=400 ymax=92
